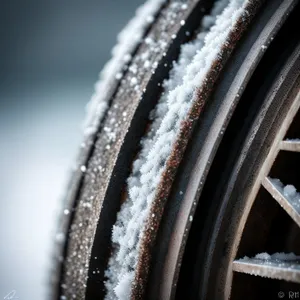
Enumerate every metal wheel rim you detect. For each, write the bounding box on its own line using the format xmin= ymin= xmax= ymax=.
xmin=156 ymin=1 xmax=299 ymax=299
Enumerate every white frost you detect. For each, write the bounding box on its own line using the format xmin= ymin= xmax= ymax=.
xmin=114 ymin=272 xmax=134 ymax=300
xmin=255 ymin=252 xmax=271 ymax=260
xmin=271 ymin=252 xmax=300 ymax=261
xmin=254 ymin=252 xmax=300 ymax=261
xmin=236 ymin=252 xmax=300 ymax=279
xmin=105 ymin=0 xmax=249 ymax=299
xmin=83 ymin=0 xmax=166 ymax=136
xmin=269 ymin=177 xmax=300 ymax=212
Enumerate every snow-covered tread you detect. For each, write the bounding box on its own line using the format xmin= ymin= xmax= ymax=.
xmin=54 ymin=0 xmax=300 ymax=299
xmin=262 ymin=177 xmax=300 ymax=228
xmin=104 ymin=1 xmax=263 ymax=299
xmin=280 ymin=139 xmax=300 ymax=152
xmin=59 ymin=0 xmax=215 ymax=299
xmin=233 ymin=256 xmax=300 ymax=283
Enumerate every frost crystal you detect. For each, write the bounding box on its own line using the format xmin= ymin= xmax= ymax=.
xmin=255 ymin=253 xmax=271 ymax=260
xmin=269 ymin=177 xmax=300 ymax=213
xmin=63 ymin=209 xmax=70 ymax=215
xmin=236 ymin=252 xmax=300 ymax=279
xmin=241 ymin=252 xmax=300 ymax=262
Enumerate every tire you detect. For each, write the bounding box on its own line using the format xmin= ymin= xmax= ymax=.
xmin=53 ymin=1 xmax=300 ymax=299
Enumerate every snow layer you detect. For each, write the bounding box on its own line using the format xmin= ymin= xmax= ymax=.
xmin=105 ymin=0 xmax=250 ymax=299
xmin=236 ymin=253 xmax=300 ymax=279
xmin=254 ymin=252 xmax=300 ymax=261
xmin=269 ymin=178 xmax=300 ymax=213
xmin=83 ymin=0 xmax=166 ymax=137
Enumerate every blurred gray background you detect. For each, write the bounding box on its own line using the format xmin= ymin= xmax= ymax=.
xmin=0 ymin=0 xmax=141 ymax=298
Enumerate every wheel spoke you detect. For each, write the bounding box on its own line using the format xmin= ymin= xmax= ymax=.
xmin=233 ymin=258 xmax=300 ymax=283
xmin=280 ymin=140 xmax=300 ymax=152
xmin=262 ymin=177 xmax=300 ymax=228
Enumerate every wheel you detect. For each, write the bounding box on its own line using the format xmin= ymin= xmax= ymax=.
xmin=52 ymin=0 xmax=300 ymax=299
